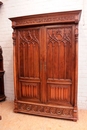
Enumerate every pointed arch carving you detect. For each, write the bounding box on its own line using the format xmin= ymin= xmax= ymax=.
xmin=47 ymin=27 xmax=72 ymax=47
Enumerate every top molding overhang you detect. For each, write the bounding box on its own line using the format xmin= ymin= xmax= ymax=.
xmin=9 ymin=10 xmax=82 ymax=28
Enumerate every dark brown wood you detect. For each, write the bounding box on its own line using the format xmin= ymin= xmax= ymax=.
xmin=9 ymin=10 xmax=81 ymax=121
xmin=0 ymin=1 xmax=3 ymax=5
xmin=0 ymin=46 xmax=5 ymax=101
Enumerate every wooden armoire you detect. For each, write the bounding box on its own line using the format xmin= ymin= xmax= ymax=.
xmin=10 ymin=10 xmax=81 ymax=121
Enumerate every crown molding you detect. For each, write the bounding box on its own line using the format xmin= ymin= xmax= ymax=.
xmin=9 ymin=10 xmax=82 ymax=28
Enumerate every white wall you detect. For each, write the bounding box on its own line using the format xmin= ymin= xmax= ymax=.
xmin=0 ymin=0 xmax=87 ymax=109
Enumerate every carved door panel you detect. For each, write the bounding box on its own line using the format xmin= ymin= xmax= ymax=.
xmin=45 ymin=25 xmax=75 ymax=107
xmin=17 ymin=27 xmax=42 ymax=103
xmin=16 ymin=25 xmax=75 ymax=107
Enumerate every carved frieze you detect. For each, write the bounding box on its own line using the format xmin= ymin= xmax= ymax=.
xmin=15 ymin=15 xmax=75 ymax=27
xmin=9 ymin=10 xmax=81 ymax=28
xmin=14 ymin=102 xmax=73 ymax=118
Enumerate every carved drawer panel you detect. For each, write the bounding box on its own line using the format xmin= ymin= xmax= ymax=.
xmin=14 ymin=101 xmax=74 ymax=120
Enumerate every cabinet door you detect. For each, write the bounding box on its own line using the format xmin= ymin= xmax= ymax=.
xmin=16 ymin=27 xmax=42 ymax=103
xmin=45 ymin=25 xmax=75 ymax=107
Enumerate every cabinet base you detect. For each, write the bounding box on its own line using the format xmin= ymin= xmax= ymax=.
xmin=14 ymin=101 xmax=78 ymax=121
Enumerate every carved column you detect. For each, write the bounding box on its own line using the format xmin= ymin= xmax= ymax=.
xmin=12 ymin=30 xmax=17 ymax=101
xmin=73 ymin=24 xmax=78 ymax=121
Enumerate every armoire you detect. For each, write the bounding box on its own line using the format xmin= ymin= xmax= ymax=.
xmin=9 ymin=10 xmax=81 ymax=121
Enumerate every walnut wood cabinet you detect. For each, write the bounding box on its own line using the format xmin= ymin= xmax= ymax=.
xmin=9 ymin=10 xmax=81 ymax=121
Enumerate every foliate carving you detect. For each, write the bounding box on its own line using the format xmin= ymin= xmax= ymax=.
xmin=19 ymin=30 xmax=39 ymax=45
xmin=44 ymin=106 xmax=50 ymax=113
xmin=10 ymin=10 xmax=81 ymax=28
xmin=50 ymin=107 xmax=56 ymax=114
xmin=15 ymin=15 xmax=75 ymax=27
xmin=14 ymin=101 xmax=18 ymax=112
xmin=12 ymin=30 xmax=16 ymax=45
xmin=12 ymin=21 xmax=16 ymax=28
xmin=75 ymin=25 xmax=78 ymax=42
xmin=38 ymin=106 xmax=44 ymax=112
xmin=15 ymin=102 xmax=73 ymax=117
xmin=47 ymin=28 xmax=71 ymax=47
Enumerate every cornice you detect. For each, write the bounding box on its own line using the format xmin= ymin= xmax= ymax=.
xmin=9 ymin=10 xmax=82 ymax=28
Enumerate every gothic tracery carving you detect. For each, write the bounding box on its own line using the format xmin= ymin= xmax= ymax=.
xmin=47 ymin=28 xmax=71 ymax=46
xmin=19 ymin=30 xmax=39 ymax=45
